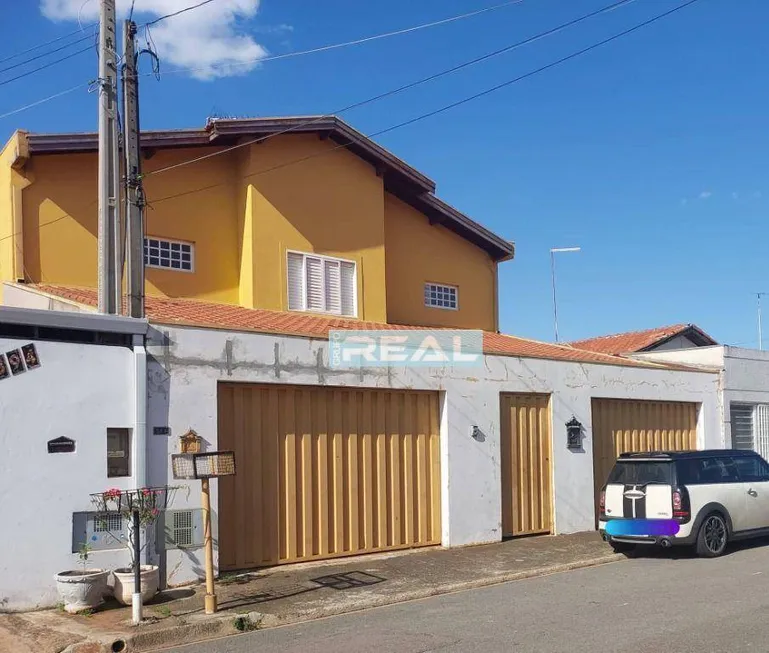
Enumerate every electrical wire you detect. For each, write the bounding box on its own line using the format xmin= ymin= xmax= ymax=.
xmin=148 ymin=0 xmax=704 ymax=205
xmin=0 ymin=24 xmax=97 ymax=65
xmin=145 ymin=0 xmax=526 ymax=80
xmin=145 ymin=0 xmax=218 ymax=26
xmin=0 ymin=83 xmax=91 ymax=120
xmin=143 ymin=0 xmax=638 ymax=179
xmin=0 ymin=32 xmax=97 ymax=75
xmin=129 ymin=0 xmax=138 ymax=23
xmin=0 ymin=45 xmax=94 ymax=88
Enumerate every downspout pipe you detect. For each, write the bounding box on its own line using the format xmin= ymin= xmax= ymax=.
xmin=131 ymin=333 xmax=147 ymax=626
xmin=132 ymin=333 xmax=147 ymax=487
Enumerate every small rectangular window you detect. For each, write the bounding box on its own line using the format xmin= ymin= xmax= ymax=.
xmin=424 ymin=283 xmax=458 ymax=310
xmin=107 ymin=428 xmax=130 ymax=478
xmin=144 ymin=237 xmax=194 ymax=272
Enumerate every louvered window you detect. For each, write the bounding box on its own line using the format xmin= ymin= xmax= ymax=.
xmin=286 ymin=251 xmax=356 ymax=317
xmin=731 ymin=403 xmax=769 ymax=460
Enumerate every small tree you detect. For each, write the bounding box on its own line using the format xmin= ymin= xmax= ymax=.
xmin=77 ymin=541 xmax=93 ymax=574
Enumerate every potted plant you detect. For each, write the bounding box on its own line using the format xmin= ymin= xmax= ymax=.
xmin=54 ymin=542 xmax=109 ymax=614
xmin=92 ymin=488 xmax=167 ymax=606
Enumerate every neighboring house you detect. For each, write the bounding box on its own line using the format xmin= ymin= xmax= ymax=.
xmin=0 ymin=118 xmax=726 ymax=609
xmin=0 ymin=306 xmax=147 ymax=610
xmin=634 ymin=346 xmax=769 ymax=462
xmin=569 ymin=324 xmax=718 ymax=357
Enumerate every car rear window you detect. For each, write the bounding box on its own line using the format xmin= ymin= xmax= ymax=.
xmin=607 ymin=461 xmax=673 ymax=485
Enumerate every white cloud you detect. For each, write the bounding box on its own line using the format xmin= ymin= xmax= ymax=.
xmin=732 ymin=191 xmax=739 ymax=200
xmin=40 ymin=0 xmax=269 ymax=80
xmin=699 ymin=190 xmax=712 ymax=199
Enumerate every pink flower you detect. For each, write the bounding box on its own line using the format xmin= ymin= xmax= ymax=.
xmin=142 ymin=488 xmax=151 ymax=497
xmin=152 ymin=508 xmax=159 ymax=516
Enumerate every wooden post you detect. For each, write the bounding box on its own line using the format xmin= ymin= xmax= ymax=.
xmin=201 ymin=478 xmax=217 ymax=614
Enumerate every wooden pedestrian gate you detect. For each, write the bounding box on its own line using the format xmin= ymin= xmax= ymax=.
xmin=591 ymin=398 xmax=698 ymax=523
xmin=500 ymin=393 xmax=553 ymax=537
xmin=217 ymin=383 xmax=442 ymax=570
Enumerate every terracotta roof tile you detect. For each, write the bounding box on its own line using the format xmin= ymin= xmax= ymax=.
xmin=568 ymin=324 xmax=697 ymax=356
xmin=26 ymin=284 xmax=677 ymax=369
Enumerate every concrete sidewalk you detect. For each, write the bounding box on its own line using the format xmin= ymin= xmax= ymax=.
xmin=0 ymin=532 xmax=622 ymax=653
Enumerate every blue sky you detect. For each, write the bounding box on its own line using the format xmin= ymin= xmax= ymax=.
xmin=1 ymin=0 xmax=766 ymax=346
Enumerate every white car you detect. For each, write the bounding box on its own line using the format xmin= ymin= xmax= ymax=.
xmin=598 ymin=449 xmax=769 ymax=557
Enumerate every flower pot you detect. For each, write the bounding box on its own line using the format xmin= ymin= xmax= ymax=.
xmin=54 ymin=569 xmax=109 ymax=614
xmin=112 ymin=565 xmax=159 ymax=605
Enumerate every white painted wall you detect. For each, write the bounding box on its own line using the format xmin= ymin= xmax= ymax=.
xmin=145 ymin=325 xmax=721 ymax=585
xmin=647 ymin=334 xmax=700 ymax=351
xmin=0 ymin=337 xmax=135 ymax=611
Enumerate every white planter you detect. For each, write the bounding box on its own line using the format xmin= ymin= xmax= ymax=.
xmin=112 ymin=565 xmax=159 ymax=605
xmin=54 ymin=569 xmax=110 ymax=614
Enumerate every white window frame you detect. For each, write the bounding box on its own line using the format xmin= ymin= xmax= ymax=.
xmin=286 ymin=249 xmax=358 ymax=318
xmin=424 ymin=282 xmax=459 ymax=311
xmin=731 ymin=402 xmax=769 ymax=461
xmin=144 ymin=236 xmax=195 ymax=273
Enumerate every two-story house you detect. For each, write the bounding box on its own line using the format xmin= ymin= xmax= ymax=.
xmin=0 ymin=117 xmax=512 ymax=331
xmin=0 ymin=118 xmax=723 ymax=606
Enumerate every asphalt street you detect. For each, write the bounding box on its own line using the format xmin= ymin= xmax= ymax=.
xmin=165 ymin=540 xmax=769 ymax=653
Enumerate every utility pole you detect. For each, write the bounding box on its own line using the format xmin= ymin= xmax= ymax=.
xmin=123 ymin=19 xmax=145 ymax=318
xmin=97 ymin=0 xmax=121 ymax=314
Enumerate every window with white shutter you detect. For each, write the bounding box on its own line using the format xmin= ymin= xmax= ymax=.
xmin=730 ymin=403 xmax=769 ymax=460
xmin=731 ymin=404 xmax=754 ymax=450
xmin=286 ymin=251 xmax=357 ymax=317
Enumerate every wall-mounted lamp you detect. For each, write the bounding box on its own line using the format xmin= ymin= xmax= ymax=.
xmin=566 ymin=417 xmax=583 ymax=450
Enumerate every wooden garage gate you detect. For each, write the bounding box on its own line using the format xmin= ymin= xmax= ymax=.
xmin=217 ymin=383 xmax=442 ymax=570
xmin=500 ymin=393 xmax=553 ymax=537
xmin=591 ymin=398 xmax=698 ymax=522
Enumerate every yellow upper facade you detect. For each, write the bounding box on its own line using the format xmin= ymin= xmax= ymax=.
xmin=0 ymin=117 xmax=513 ymax=331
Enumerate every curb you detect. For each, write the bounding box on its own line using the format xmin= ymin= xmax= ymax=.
xmin=66 ymin=554 xmax=623 ymax=652
xmin=267 ymin=553 xmax=624 ymax=627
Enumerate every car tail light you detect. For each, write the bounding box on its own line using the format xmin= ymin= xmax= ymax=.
xmin=599 ymin=489 xmax=606 ymax=512
xmin=672 ymin=490 xmax=682 ymax=510
xmin=672 ymin=486 xmax=690 ymax=523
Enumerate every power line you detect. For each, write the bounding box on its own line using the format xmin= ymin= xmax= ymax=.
xmin=0 ymin=0 xmax=524 ymax=123
xmin=143 ymin=0 xmax=638 ymax=179
xmin=148 ymin=0 xmax=704 ymax=205
xmin=146 ymin=0 xmax=526 ymax=80
xmin=0 ymin=24 xmax=97 ymax=65
xmin=0 ymin=83 xmax=91 ymax=120
xmin=145 ymin=0 xmax=218 ymax=26
xmin=0 ymin=31 xmax=96 ymax=75
xmin=0 ymin=45 xmax=93 ymax=88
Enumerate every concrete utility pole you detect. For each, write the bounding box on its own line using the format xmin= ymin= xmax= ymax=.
xmin=97 ymin=0 xmax=121 ymax=313
xmin=122 ymin=19 xmax=145 ymax=318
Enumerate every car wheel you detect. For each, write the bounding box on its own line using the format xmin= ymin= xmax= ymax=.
xmin=696 ymin=513 xmax=728 ymax=558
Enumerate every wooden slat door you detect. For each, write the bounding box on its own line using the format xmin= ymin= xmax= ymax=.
xmin=591 ymin=398 xmax=698 ymax=524
xmin=500 ymin=393 xmax=553 ymax=537
xmin=217 ymin=383 xmax=442 ymax=570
